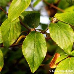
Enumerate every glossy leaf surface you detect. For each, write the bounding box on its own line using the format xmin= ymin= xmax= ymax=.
xmin=22 ymin=31 xmax=47 ymax=73
xmin=8 ymin=0 xmax=31 ymax=21
xmin=1 ymin=18 xmax=21 ymax=47
xmin=55 ymin=12 xmax=74 ymax=26
xmin=55 ymin=57 xmax=74 ymax=74
xmin=49 ymin=21 xmax=74 ymax=54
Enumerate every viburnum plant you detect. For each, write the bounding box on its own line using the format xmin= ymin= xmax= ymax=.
xmin=0 ymin=0 xmax=74 ymax=74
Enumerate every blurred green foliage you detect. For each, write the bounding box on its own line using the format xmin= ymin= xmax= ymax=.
xmin=0 ymin=0 xmax=10 ymax=7
xmin=0 ymin=0 xmax=74 ymax=74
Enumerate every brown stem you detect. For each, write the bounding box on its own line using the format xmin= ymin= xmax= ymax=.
xmin=14 ymin=35 xmax=26 ymax=45
xmin=0 ymin=7 xmax=8 ymax=15
xmin=0 ymin=35 xmax=26 ymax=47
xmin=43 ymin=0 xmax=64 ymax=13
xmin=0 ymin=43 xmax=22 ymax=48
xmin=19 ymin=17 xmax=30 ymax=31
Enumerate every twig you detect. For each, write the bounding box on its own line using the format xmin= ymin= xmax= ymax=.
xmin=29 ymin=4 xmax=35 ymax=11
xmin=0 ymin=43 xmax=22 ymax=48
xmin=19 ymin=17 xmax=30 ymax=31
xmin=0 ymin=7 xmax=8 ymax=15
xmin=43 ymin=0 xmax=64 ymax=13
xmin=14 ymin=35 xmax=26 ymax=45
xmin=10 ymin=44 xmax=22 ymax=47
xmin=0 ymin=35 xmax=26 ymax=47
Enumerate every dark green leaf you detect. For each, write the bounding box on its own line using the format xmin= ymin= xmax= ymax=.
xmin=58 ymin=0 xmax=70 ymax=10
xmin=40 ymin=23 xmax=48 ymax=30
xmin=20 ymin=11 xmax=40 ymax=28
xmin=22 ymin=31 xmax=47 ymax=73
xmin=8 ymin=0 xmax=31 ymax=21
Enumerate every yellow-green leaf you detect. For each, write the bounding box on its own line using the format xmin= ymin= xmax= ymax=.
xmin=0 ymin=27 xmax=3 ymax=43
xmin=8 ymin=0 xmax=31 ymax=21
xmin=22 ymin=31 xmax=47 ymax=73
xmin=55 ymin=57 xmax=74 ymax=74
xmin=55 ymin=12 xmax=74 ymax=26
xmin=49 ymin=21 xmax=74 ymax=54
xmin=1 ymin=18 xmax=21 ymax=47
xmin=0 ymin=50 xmax=4 ymax=72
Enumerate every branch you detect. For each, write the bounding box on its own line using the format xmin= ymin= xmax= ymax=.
xmin=0 ymin=35 xmax=26 ymax=47
xmin=19 ymin=17 xmax=31 ymax=31
xmin=29 ymin=4 xmax=35 ymax=11
xmin=43 ymin=0 xmax=64 ymax=13
xmin=0 ymin=7 xmax=8 ymax=15
xmin=14 ymin=35 xmax=26 ymax=45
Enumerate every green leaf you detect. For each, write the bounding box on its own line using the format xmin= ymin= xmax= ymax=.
xmin=54 ymin=57 xmax=74 ymax=74
xmin=8 ymin=0 xmax=31 ymax=21
xmin=65 ymin=6 xmax=74 ymax=12
xmin=1 ymin=47 xmax=9 ymax=56
xmin=0 ymin=27 xmax=3 ymax=43
xmin=71 ymin=50 xmax=74 ymax=56
xmin=22 ymin=31 xmax=47 ymax=73
xmin=55 ymin=48 xmax=68 ymax=64
xmin=0 ymin=50 xmax=4 ymax=72
xmin=0 ymin=0 xmax=10 ymax=7
xmin=0 ymin=9 xmax=7 ymax=23
xmin=55 ymin=12 xmax=74 ymax=26
xmin=1 ymin=18 xmax=21 ymax=47
xmin=49 ymin=21 xmax=74 ymax=54
xmin=58 ymin=0 xmax=70 ymax=10
xmin=40 ymin=23 xmax=48 ymax=30
xmin=20 ymin=11 xmax=40 ymax=28
xmin=33 ymin=0 xmax=41 ymax=7
xmin=45 ymin=0 xmax=58 ymax=4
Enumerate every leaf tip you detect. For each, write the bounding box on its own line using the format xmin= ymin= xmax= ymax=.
xmin=31 ymin=69 xmax=36 ymax=73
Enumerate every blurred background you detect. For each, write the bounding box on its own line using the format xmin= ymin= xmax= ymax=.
xmin=0 ymin=0 xmax=74 ymax=74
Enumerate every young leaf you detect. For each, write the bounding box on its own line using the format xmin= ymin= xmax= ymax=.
xmin=20 ymin=11 xmax=40 ymax=28
xmin=54 ymin=57 xmax=74 ymax=74
xmin=0 ymin=27 xmax=3 ymax=43
xmin=1 ymin=18 xmax=21 ymax=47
xmin=55 ymin=12 xmax=74 ymax=26
xmin=49 ymin=21 xmax=74 ymax=54
xmin=22 ymin=31 xmax=47 ymax=73
xmin=8 ymin=0 xmax=31 ymax=21
xmin=0 ymin=50 xmax=4 ymax=72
